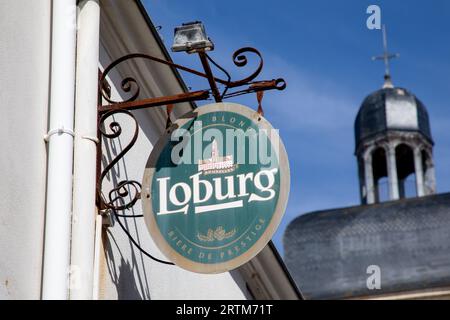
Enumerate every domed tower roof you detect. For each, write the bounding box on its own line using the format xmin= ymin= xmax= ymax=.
xmin=353 ymin=26 xmax=436 ymax=205
xmin=355 ymin=86 xmax=433 ymax=151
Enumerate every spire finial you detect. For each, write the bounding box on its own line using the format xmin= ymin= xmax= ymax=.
xmin=372 ymin=25 xmax=399 ymax=88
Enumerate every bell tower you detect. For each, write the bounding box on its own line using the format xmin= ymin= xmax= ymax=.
xmin=355 ymin=26 xmax=436 ymax=205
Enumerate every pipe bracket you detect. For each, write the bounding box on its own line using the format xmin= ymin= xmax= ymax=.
xmin=44 ymin=126 xmax=75 ymax=142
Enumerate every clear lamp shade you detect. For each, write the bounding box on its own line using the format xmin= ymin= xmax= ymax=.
xmin=172 ymin=22 xmax=213 ymax=52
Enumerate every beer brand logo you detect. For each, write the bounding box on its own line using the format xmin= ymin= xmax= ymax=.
xmin=142 ymin=103 xmax=290 ymax=274
xmin=198 ymin=139 xmax=236 ymax=174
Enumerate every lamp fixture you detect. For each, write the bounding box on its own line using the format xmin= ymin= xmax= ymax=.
xmin=172 ymin=21 xmax=214 ymax=53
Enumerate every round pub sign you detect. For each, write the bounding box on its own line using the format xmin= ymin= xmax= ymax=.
xmin=142 ymin=102 xmax=290 ymax=273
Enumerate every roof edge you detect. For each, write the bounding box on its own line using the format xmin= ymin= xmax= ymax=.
xmin=287 ymin=192 xmax=450 ymax=234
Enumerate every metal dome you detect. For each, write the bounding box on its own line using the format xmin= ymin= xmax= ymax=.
xmin=355 ymin=87 xmax=433 ymax=150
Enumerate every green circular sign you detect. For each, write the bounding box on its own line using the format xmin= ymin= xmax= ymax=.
xmin=142 ymin=102 xmax=290 ymax=273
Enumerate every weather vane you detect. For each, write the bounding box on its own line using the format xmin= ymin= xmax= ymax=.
xmin=372 ymin=24 xmax=399 ymax=88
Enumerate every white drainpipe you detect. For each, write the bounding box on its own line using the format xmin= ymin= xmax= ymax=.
xmin=70 ymin=0 xmax=100 ymax=300
xmin=42 ymin=0 xmax=77 ymax=299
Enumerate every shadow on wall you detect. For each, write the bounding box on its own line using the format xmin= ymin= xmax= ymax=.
xmin=104 ymin=229 xmax=149 ymax=300
xmin=230 ymin=269 xmax=254 ymax=299
xmin=117 ymin=258 xmax=143 ymax=300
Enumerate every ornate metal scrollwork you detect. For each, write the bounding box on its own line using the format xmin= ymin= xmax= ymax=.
xmin=97 ymin=103 xmax=174 ymax=265
xmin=98 ymin=109 xmax=140 ymax=211
xmin=228 ymin=47 xmax=264 ymax=87
xmin=98 ymin=47 xmax=285 ymax=107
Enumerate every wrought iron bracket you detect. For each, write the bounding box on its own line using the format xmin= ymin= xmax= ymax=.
xmin=96 ymin=46 xmax=286 ymax=213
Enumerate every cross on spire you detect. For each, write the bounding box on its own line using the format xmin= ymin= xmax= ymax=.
xmin=372 ymin=25 xmax=399 ymax=88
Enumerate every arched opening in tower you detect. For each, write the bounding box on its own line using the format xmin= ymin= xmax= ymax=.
xmin=372 ymin=147 xmax=388 ymax=202
xmin=395 ymin=144 xmax=416 ymax=199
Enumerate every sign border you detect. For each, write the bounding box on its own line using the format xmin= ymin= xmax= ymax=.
xmin=142 ymin=102 xmax=290 ymax=274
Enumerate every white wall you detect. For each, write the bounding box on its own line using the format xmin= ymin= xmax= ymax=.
xmin=0 ymin=0 xmax=51 ymax=299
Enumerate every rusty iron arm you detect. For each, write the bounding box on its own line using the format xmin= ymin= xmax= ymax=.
xmin=98 ymin=90 xmax=210 ymax=114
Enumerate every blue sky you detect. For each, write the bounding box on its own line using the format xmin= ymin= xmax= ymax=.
xmin=143 ymin=0 xmax=450 ymax=255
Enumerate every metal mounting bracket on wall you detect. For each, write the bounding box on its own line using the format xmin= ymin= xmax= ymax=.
xmin=95 ymin=47 xmax=286 ymax=263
